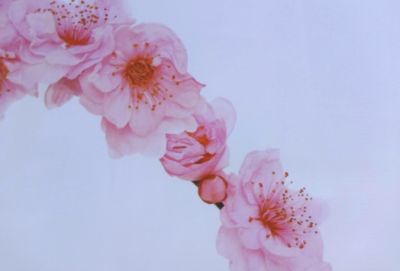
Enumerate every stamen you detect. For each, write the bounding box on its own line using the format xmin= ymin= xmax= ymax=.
xmin=123 ymin=57 xmax=155 ymax=88
xmin=0 ymin=59 xmax=9 ymax=92
xmin=251 ymin=174 xmax=318 ymax=250
xmin=40 ymin=0 xmax=111 ymax=46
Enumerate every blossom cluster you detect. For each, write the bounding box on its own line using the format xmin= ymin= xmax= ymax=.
xmin=0 ymin=0 xmax=331 ymax=270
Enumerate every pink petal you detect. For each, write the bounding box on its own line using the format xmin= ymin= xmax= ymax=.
xmin=86 ymin=25 xmax=115 ymax=59
xmin=217 ymin=228 xmax=247 ymax=266
xmin=121 ymin=23 xmax=188 ymax=73
xmin=7 ymin=63 xmax=68 ymax=88
xmin=26 ymin=12 xmax=56 ymax=37
xmin=239 ymin=149 xmax=283 ymax=187
xmin=45 ymin=78 xmax=81 ymax=109
xmin=45 ymin=48 xmax=83 ymax=66
xmin=113 ymin=24 xmax=136 ymax=57
xmin=8 ymin=0 xmax=29 ymax=22
xmin=79 ymin=78 xmax=106 ymax=115
xmin=87 ymin=63 xmax=121 ymax=93
xmin=129 ymin=105 xmax=163 ymax=137
xmin=262 ymin=232 xmax=301 ymax=258
xmin=172 ymin=88 xmax=203 ymax=109
xmin=0 ymin=19 xmax=18 ymax=47
xmin=103 ymin=88 xmax=131 ymax=128
xmin=101 ymin=118 xmax=167 ymax=158
xmin=238 ymin=227 xmax=263 ymax=250
xmin=211 ymin=97 xmax=237 ymax=135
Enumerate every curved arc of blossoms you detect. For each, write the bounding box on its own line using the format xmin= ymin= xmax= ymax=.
xmin=0 ymin=1 xmax=331 ymax=270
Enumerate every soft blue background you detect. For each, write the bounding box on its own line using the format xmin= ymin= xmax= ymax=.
xmin=1 ymin=0 xmax=400 ymax=270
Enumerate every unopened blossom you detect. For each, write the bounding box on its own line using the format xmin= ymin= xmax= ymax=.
xmin=160 ymin=98 xmax=235 ymax=180
xmin=218 ymin=150 xmax=331 ymax=271
xmin=7 ymin=0 xmax=132 ymax=108
xmin=197 ymin=175 xmax=228 ymax=205
xmin=80 ymin=23 xmax=205 ymax=157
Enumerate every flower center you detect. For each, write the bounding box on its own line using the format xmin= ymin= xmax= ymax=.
xmin=123 ymin=57 xmax=156 ymax=88
xmin=186 ymin=126 xmax=216 ymax=164
xmin=258 ymin=199 xmax=290 ymax=237
xmin=58 ymin=26 xmax=92 ymax=47
xmin=39 ymin=0 xmax=110 ymax=47
xmin=0 ymin=59 xmax=9 ymax=91
xmin=249 ymin=178 xmax=318 ymax=250
xmin=187 ymin=126 xmax=210 ymax=146
xmin=114 ymin=42 xmax=179 ymax=111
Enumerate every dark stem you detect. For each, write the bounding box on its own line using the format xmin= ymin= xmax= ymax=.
xmin=193 ymin=181 xmax=224 ymax=210
xmin=214 ymin=202 xmax=224 ymax=210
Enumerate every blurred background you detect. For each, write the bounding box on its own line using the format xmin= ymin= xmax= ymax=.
xmin=1 ymin=0 xmax=400 ymax=270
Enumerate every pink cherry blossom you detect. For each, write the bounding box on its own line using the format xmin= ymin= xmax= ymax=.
xmin=218 ymin=150 xmax=331 ymax=271
xmin=7 ymin=0 xmax=132 ymax=108
xmin=80 ymin=23 xmax=205 ymax=157
xmin=160 ymin=98 xmax=236 ymax=180
xmin=197 ymin=175 xmax=228 ymax=205
xmin=0 ymin=1 xmax=37 ymax=119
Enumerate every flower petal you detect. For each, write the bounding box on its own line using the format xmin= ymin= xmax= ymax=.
xmin=129 ymin=104 xmax=163 ymax=137
xmin=103 ymin=88 xmax=131 ymax=128
xmin=45 ymin=78 xmax=81 ymax=109
xmin=121 ymin=23 xmax=188 ymax=73
xmin=26 ymin=12 xmax=56 ymax=38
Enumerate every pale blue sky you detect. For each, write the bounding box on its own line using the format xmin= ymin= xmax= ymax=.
xmin=1 ymin=0 xmax=400 ymax=270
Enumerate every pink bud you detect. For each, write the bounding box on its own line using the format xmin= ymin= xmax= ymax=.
xmin=198 ymin=175 xmax=228 ymax=204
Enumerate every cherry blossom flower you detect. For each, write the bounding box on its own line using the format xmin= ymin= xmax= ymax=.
xmin=7 ymin=0 xmax=132 ymax=108
xmin=160 ymin=98 xmax=235 ymax=180
xmin=80 ymin=23 xmax=205 ymax=157
xmin=218 ymin=150 xmax=331 ymax=271
xmin=0 ymin=1 xmax=37 ymax=119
